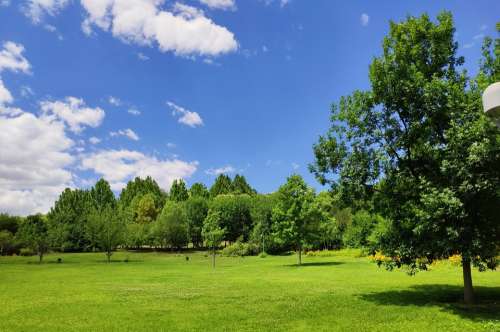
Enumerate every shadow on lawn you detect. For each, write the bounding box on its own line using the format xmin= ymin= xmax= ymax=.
xmin=284 ymin=261 xmax=344 ymax=268
xmin=359 ymin=284 xmax=500 ymax=321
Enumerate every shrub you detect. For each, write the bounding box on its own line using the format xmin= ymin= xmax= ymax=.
xmin=221 ymin=241 xmax=259 ymax=257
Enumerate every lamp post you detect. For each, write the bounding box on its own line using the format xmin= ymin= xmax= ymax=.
xmin=482 ymin=82 xmax=500 ymax=127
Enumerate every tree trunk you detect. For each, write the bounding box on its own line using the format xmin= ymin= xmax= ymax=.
xmin=462 ymin=258 xmax=474 ymax=304
xmin=107 ymin=251 xmax=111 ymax=263
xmin=38 ymin=251 xmax=43 ymax=264
xmin=212 ymin=247 xmax=216 ymax=268
xmin=297 ymin=243 xmax=302 ymax=265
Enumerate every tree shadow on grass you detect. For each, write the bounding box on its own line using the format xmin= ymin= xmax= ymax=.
xmin=359 ymin=284 xmax=500 ymax=322
xmin=284 ymin=261 xmax=345 ymax=268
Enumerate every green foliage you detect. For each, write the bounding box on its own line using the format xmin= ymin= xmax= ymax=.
xmin=209 ymin=194 xmax=253 ymax=242
xmin=154 ymin=201 xmax=189 ymax=250
xmin=169 ymin=179 xmax=189 ymax=202
xmin=91 ymin=179 xmax=116 ymax=210
xmin=249 ymin=194 xmax=278 ymax=253
xmin=271 ymin=175 xmax=321 ymax=264
xmin=221 ymin=240 xmax=259 ymax=257
xmin=202 ymin=210 xmax=226 ymax=267
xmin=18 ymin=214 xmax=50 ymax=263
xmin=185 ymin=197 xmax=209 ymax=248
xmin=119 ymin=176 xmax=166 ymax=211
xmin=189 ymin=182 xmax=210 ymax=199
xmin=342 ymin=210 xmax=384 ymax=248
xmin=209 ymin=174 xmax=232 ymax=197
xmin=86 ymin=206 xmax=124 ymax=262
xmin=231 ymin=174 xmax=256 ymax=195
xmin=0 ymin=213 xmax=21 ymax=234
xmin=0 ymin=230 xmax=14 ymax=255
xmin=310 ymin=12 xmax=500 ymax=302
xmin=47 ymin=188 xmax=92 ymax=251
xmin=135 ymin=193 xmax=159 ymax=224
xmin=124 ymin=222 xmax=150 ymax=249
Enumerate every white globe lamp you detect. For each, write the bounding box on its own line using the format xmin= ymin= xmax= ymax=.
xmin=483 ymin=82 xmax=500 ymax=127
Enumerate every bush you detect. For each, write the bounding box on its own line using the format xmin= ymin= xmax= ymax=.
xmin=221 ymin=241 xmax=259 ymax=257
xmin=19 ymin=248 xmax=35 ymax=256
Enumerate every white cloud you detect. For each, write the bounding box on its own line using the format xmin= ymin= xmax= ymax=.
xmin=0 ymin=0 xmax=10 ymax=7
xmin=40 ymin=96 xmax=105 ymax=133
xmin=463 ymin=43 xmax=474 ymax=49
xmin=110 ymin=128 xmax=139 ymax=141
xmin=22 ymin=0 xmax=70 ymax=24
xmin=128 ymin=107 xmax=141 ymax=115
xmin=167 ymin=101 xmax=203 ymax=127
xmin=89 ymin=136 xmax=101 ymax=144
xmin=137 ymin=52 xmax=150 ymax=61
xmin=205 ymin=165 xmax=235 ymax=175
xmin=167 ymin=142 xmax=176 ymax=148
xmin=0 ymin=41 xmax=31 ymax=74
xmin=198 ymin=0 xmax=235 ymax=10
xmin=80 ymin=149 xmax=198 ymax=191
xmin=0 ymin=80 xmax=13 ymax=105
xmin=292 ymin=162 xmax=299 ymax=170
xmin=108 ymin=95 xmax=122 ymax=106
xmin=262 ymin=45 xmax=268 ymax=53
xmin=0 ymin=109 xmax=75 ymax=215
xmin=0 ymin=41 xmax=31 ymax=106
xmin=360 ymin=13 xmax=369 ymax=27
xmin=80 ymin=0 xmax=238 ymax=57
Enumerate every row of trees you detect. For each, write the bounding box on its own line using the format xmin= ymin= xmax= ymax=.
xmin=1 ymin=174 xmax=385 ymax=265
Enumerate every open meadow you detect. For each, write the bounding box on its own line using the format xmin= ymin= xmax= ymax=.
xmin=1 ymin=251 xmax=499 ymax=332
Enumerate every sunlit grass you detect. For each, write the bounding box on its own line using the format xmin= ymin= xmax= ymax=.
xmin=1 ymin=250 xmax=498 ymax=331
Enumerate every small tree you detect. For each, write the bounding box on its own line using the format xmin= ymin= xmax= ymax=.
xmin=202 ymin=210 xmax=225 ymax=268
xmin=19 ymin=214 xmax=50 ymax=263
xmin=87 ymin=206 xmax=124 ymax=262
xmin=271 ymin=175 xmax=320 ymax=265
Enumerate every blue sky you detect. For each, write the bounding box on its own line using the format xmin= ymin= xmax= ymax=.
xmin=0 ymin=0 xmax=498 ymax=215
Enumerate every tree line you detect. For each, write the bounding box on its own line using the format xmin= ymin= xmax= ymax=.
xmin=0 ymin=174 xmax=384 ymax=266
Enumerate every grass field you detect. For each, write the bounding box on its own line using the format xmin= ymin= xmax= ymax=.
xmin=0 ymin=251 xmax=499 ymax=332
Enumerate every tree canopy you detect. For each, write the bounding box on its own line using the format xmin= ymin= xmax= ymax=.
xmin=310 ymin=12 xmax=500 ymax=303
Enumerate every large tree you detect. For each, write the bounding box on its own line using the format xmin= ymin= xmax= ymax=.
xmin=310 ymin=13 xmax=500 ymax=304
xmin=47 ymin=188 xmax=92 ymax=251
xmin=271 ymin=175 xmax=320 ymax=265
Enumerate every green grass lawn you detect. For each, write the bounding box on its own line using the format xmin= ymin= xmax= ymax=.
xmin=0 ymin=251 xmax=498 ymax=332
